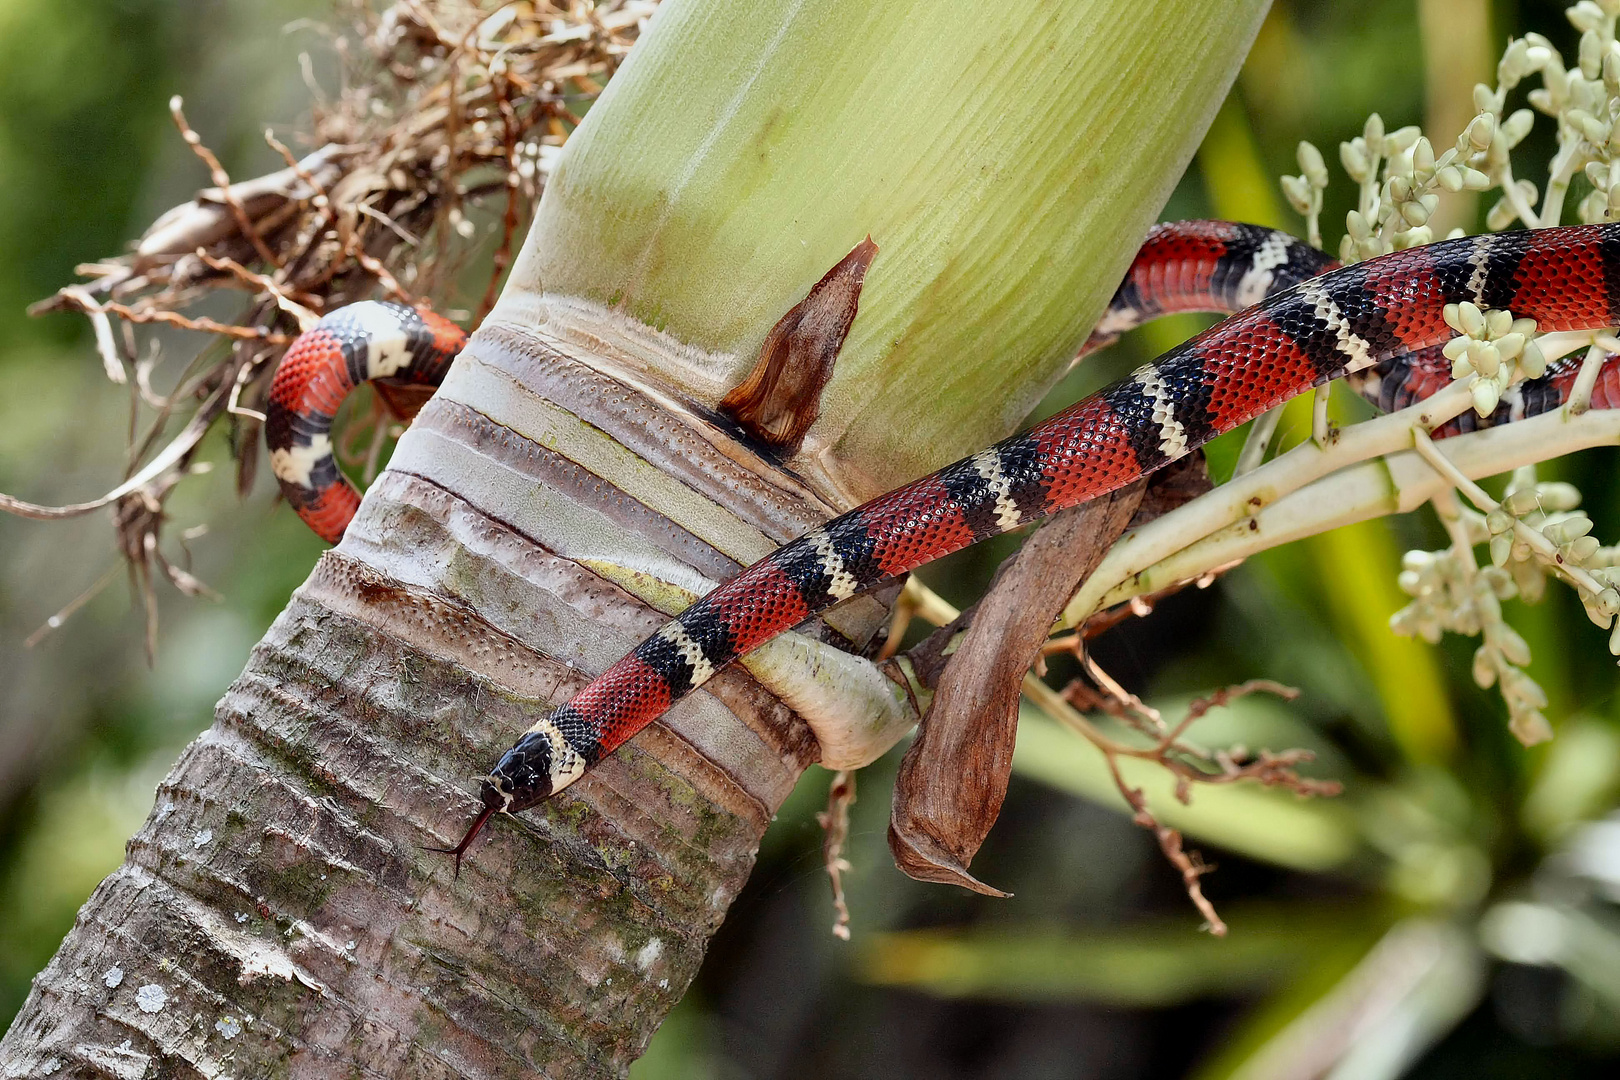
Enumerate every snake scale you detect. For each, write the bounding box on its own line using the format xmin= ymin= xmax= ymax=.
xmin=265 ymin=221 xmax=1620 ymax=859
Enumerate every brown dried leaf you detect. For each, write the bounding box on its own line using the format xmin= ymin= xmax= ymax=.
xmin=889 ymin=483 xmax=1145 ymax=895
xmin=372 ymin=381 xmax=438 ymax=422
xmin=719 ymin=236 xmax=878 ymax=452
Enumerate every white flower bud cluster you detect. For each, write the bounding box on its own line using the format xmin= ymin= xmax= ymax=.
xmin=1391 ymin=465 xmax=1620 ymax=747
xmin=1483 ymin=473 xmax=1579 ymax=603
xmin=1440 ymin=302 xmax=1545 ymax=415
xmin=1281 ymin=2 xmax=1620 ymax=250
xmin=1489 ymin=476 xmax=1620 ymax=647
xmin=1273 ymin=4 xmax=1620 ymax=752
xmin=1483 ymin=4 xmax=1620 ymax=228
xmin=1322 ymin=114 xmax=1494 ymax=264
xmin=1472 ymin=467 xmax=1620 ymax=742
xmin=1391 ymin=546 xmax=1499 ymax=645
xmin=1390 ymin=542 xmax=1551 ymax=743
xmin=1280 ymin=141 xmax=1329 ymax=250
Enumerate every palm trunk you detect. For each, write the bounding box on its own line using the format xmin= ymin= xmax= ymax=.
xmin=0 ymin=0 xmax=1267 ymax=1074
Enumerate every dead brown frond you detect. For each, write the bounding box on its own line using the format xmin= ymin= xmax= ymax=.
xmin=887 ymin=479 xmax=1328 ymax=924
xmin=3 ymin=1 xmax=659 ymax=649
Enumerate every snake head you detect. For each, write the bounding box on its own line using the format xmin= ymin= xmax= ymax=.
xmin=431 ymin=712 xmax=589 ymax=874
xmin=489 ymin=713 xmax=589 ymax=814
xmin=487 ymin=733 xmax=555 ymax=814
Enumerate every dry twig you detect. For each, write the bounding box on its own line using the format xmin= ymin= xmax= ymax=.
xmin=1031 ymin=670 xmax=1339 ymax=933
xmin=816 ymin=770 xmax=858 ymax=941
xmin=170 ymin=96 xmax=284 ymax=269
xmin=894 ymin=549 xmax=1339 ymax=929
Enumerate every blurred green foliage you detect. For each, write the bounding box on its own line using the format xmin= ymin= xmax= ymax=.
xmin=0 ymin=0 xmax=328 ymax=1025
xmin=2 ymin=0 xmax=1620 ymax=1076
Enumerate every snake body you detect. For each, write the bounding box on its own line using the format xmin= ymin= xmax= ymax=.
xmin=266 ymin=302 xmax=466 ymax=543
xmin=1087 ymin=221 xmax=1620 ymax=435
xmin=264 ymin=222 xmax=1620 ymax=846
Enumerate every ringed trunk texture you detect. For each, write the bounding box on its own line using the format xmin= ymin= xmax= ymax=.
xmin=1 ymin=0 xmax=1269 ymax=1074
xmin=1 ymin=323 xmax=861 ymax=1077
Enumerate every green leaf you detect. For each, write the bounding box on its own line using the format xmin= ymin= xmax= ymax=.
xmin=513 ymin=0 xmax=1273 ymax=490
xmin=855 ymin=903 xmax=1382 ymax=1005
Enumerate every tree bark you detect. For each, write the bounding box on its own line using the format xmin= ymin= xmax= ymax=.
xmin=0 ymin=0 xmax=1270 ymax=1074
xmin=0 ymin=323 xmax=858 ymax=1078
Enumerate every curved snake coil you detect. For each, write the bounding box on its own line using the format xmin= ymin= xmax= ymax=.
xmin=266 ymin=302 xmax=467 ymax=543
xmin=263 ymin=221 xmax=1620 ymax=860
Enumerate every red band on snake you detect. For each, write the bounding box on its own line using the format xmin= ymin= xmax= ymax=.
xmin=1083 ymin=221 xmax=1620 ymax=435
xmin=262 ymin=222 xmax=1620 ymax=858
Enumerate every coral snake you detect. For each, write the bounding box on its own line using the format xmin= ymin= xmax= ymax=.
xmin=265 ymin=220 xmax=1620 ymax=864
